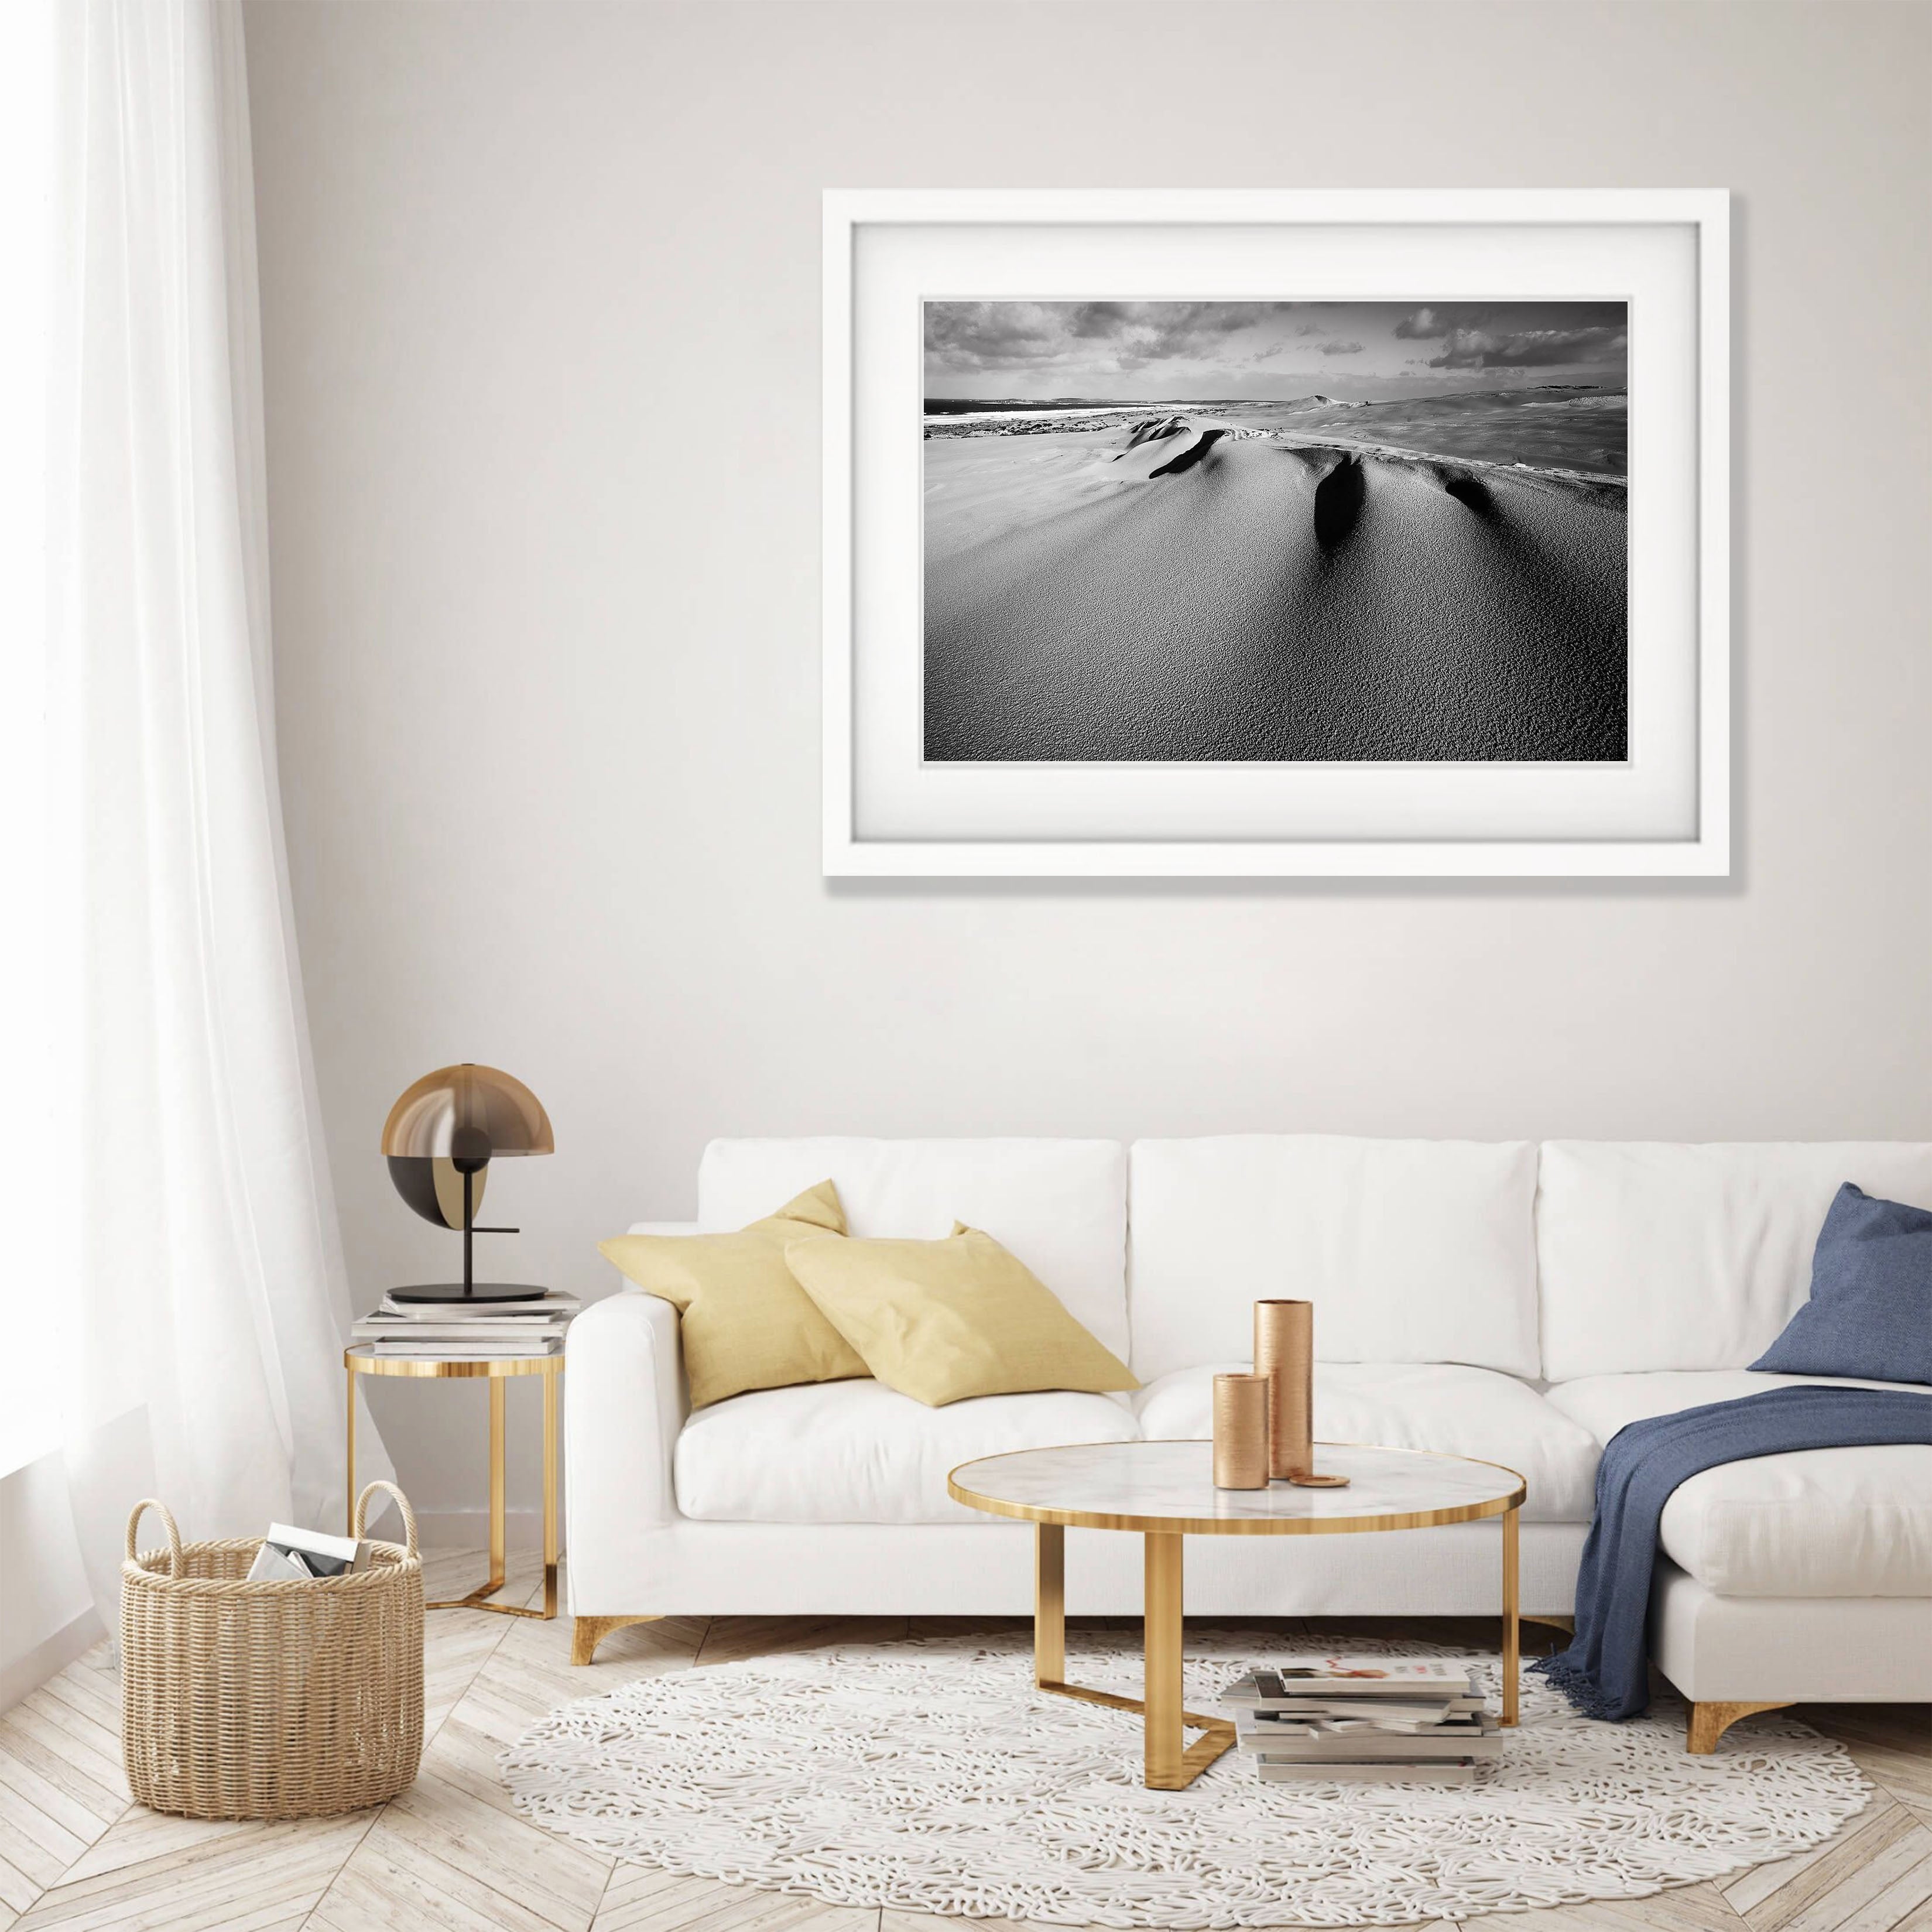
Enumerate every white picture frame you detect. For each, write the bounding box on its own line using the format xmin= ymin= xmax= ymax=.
xmin=823 ymin=189 xmax=1728 ymax=878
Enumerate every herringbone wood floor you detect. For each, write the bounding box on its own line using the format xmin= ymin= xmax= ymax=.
xmin=1 ymin=1553 xmax=1926 ymax=1931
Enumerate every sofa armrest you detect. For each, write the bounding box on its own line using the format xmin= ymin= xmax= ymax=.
xmin=566 ymin=1289 xmax=686 ymax=1555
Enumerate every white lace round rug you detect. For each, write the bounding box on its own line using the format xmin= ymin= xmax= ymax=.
xmin=500 ymin=1632 xmax=1870 ymax=1927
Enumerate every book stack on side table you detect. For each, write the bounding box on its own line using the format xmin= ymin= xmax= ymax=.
xmin=351 ymin=1290 xmax=579 ymax=1359
xmin=1221 ymin=1662 xmax=1502 ymax=1783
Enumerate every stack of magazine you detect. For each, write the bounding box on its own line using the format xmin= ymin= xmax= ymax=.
xmin=1221 ymin=1661 xmax=1502 ymax=1783
xmin=350 ymin=1290 xmax=579 ymax=1359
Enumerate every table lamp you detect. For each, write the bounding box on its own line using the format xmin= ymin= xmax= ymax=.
xmin=382 ymin=1063 xmax=554 ymax=1303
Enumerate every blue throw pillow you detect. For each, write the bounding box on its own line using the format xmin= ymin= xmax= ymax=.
xmin=1751 ymin=1182 xmax=1932 ymax=1384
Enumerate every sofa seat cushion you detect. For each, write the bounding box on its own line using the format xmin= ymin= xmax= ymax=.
xmin=674 ymin=1379 xmax=1139 ymax=1525
xmin=1547 ymin=1372 xmax=1932 ymax=1597
xmin=1132 ymin=1363 xmax=1600 ymax=1522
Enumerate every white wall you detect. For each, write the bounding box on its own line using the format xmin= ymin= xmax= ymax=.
xmin=0 ymin=1457 xmax=100 ymax=1710
xmin=242 ymin=0 xmax=1932 ymax=1526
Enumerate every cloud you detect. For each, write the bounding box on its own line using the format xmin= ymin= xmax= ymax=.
xmin=1426 ymin=324 xmax=1627 ymax=370
xmin=923 ymin=302 xmax=1071 ymax=372
xmin=923 ymin=299 xmax=1627 ymax=388
xmin=926 ymin=300 xmax=1284 ymax=374
xmin=1389 ymin=303 xmax=1626 ymax=371
xmin=925 ymin=300 xmax=1320 ymax=376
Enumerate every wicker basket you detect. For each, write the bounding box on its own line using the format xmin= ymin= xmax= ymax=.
xmin=121 ymin=1481 xmax=424 ymax=1819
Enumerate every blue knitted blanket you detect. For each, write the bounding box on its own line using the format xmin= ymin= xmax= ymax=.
xmin=1534 ymin=1385 xmax=1932 ymax=1721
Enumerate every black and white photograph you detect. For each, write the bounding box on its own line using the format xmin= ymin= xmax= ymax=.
xmin=923 ymin=300 xmax=1629 ymax=765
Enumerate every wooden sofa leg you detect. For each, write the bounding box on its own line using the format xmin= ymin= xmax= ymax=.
xmin=573 ymin=1614 xmax=662 ymax=1666
xmin=1687 ymin=1700 xmax=1791 ymax=1753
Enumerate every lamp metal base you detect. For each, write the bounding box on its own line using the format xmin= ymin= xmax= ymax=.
xmin=387 ymin=1282 xmax=554 ymax=1305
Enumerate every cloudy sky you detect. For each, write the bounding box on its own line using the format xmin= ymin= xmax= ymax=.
xmin=924 ymin=300 xmax=1627 ymax=403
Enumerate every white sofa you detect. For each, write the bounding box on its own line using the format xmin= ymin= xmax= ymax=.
xmin=566 ymin=1136 xmax=1932 ymax=1746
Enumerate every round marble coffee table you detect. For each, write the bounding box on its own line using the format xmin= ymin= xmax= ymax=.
xmin=948 ymin=1440 xmax=1526 ymax=1790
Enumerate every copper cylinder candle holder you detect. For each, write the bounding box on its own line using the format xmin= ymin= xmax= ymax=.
xmin=1211 ymin=1373 xmax=1270 ymax=1489
xmin=1253 ymin=1299 xmax=1350 ymax=1488
xmin=1253 ymin=1299 xmax=1313 ymax=1480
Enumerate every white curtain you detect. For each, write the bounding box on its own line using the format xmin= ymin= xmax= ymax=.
xmin=43 ymin=0 xmax=388 ymax=1615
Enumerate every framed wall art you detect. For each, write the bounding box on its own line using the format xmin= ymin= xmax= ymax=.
xmin=822 ymin=190 xmax=1728 ymax=876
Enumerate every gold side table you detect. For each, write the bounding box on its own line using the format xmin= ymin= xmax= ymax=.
xmin=345 ymin=1345 xmax=561 ymax=1619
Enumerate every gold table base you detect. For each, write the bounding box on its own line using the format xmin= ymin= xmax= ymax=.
xmin=1029 ymin=1505 xmax=1520 ymax=1789
xmin=1034 ymin=1523 xmax=1236 ymax=1789
xmin=344 ymin=1347 xmax=561 ymax=1619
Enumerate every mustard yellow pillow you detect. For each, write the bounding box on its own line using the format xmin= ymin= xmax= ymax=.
xmin=783 ymin=1222 xmax=1138 ymax=1407
xmin=598 ymin=1181 xmax=867 ymax=1408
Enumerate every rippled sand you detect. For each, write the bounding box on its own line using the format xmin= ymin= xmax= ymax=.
xmin=923 ymin=417 xmax=1627 ymax=763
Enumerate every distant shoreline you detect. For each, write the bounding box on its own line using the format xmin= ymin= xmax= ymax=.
xmin=922 ymin=403 xmax=1164 ymax=426
xmin=923 ymin=385 xmax=1616 ymax=420
xmin=924 ymin=392 xmax=1627 ymax=483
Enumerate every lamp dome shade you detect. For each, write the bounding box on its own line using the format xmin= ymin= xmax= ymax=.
xmin=381 ymin=1064 xmax=554 ymax=1166
xmin=389 ymin=1155 xmax=487 ymax=1231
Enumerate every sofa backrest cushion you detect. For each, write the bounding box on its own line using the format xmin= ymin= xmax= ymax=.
xmin=1537 ymin=1141 xmax=1932 ymax=1382
xmin=1127 ymin=1136 xmax=1540 ymax=1382
xmin=697 ymin=1138 xmax=1130 ymax=1361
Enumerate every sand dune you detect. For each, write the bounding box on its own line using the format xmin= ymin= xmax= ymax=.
xmin=923 ymin=419 xmax=1626 ymax=763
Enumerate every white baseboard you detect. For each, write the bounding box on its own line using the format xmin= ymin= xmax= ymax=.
xmin=1 ymin=1606 xmax=108 ymax=1714
xmin=407 ymin=1507 xmax=561 ymax=1554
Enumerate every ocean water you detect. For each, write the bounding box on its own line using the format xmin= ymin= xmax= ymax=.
xmin=924 ymin=388 xmax=1627 ymax=482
